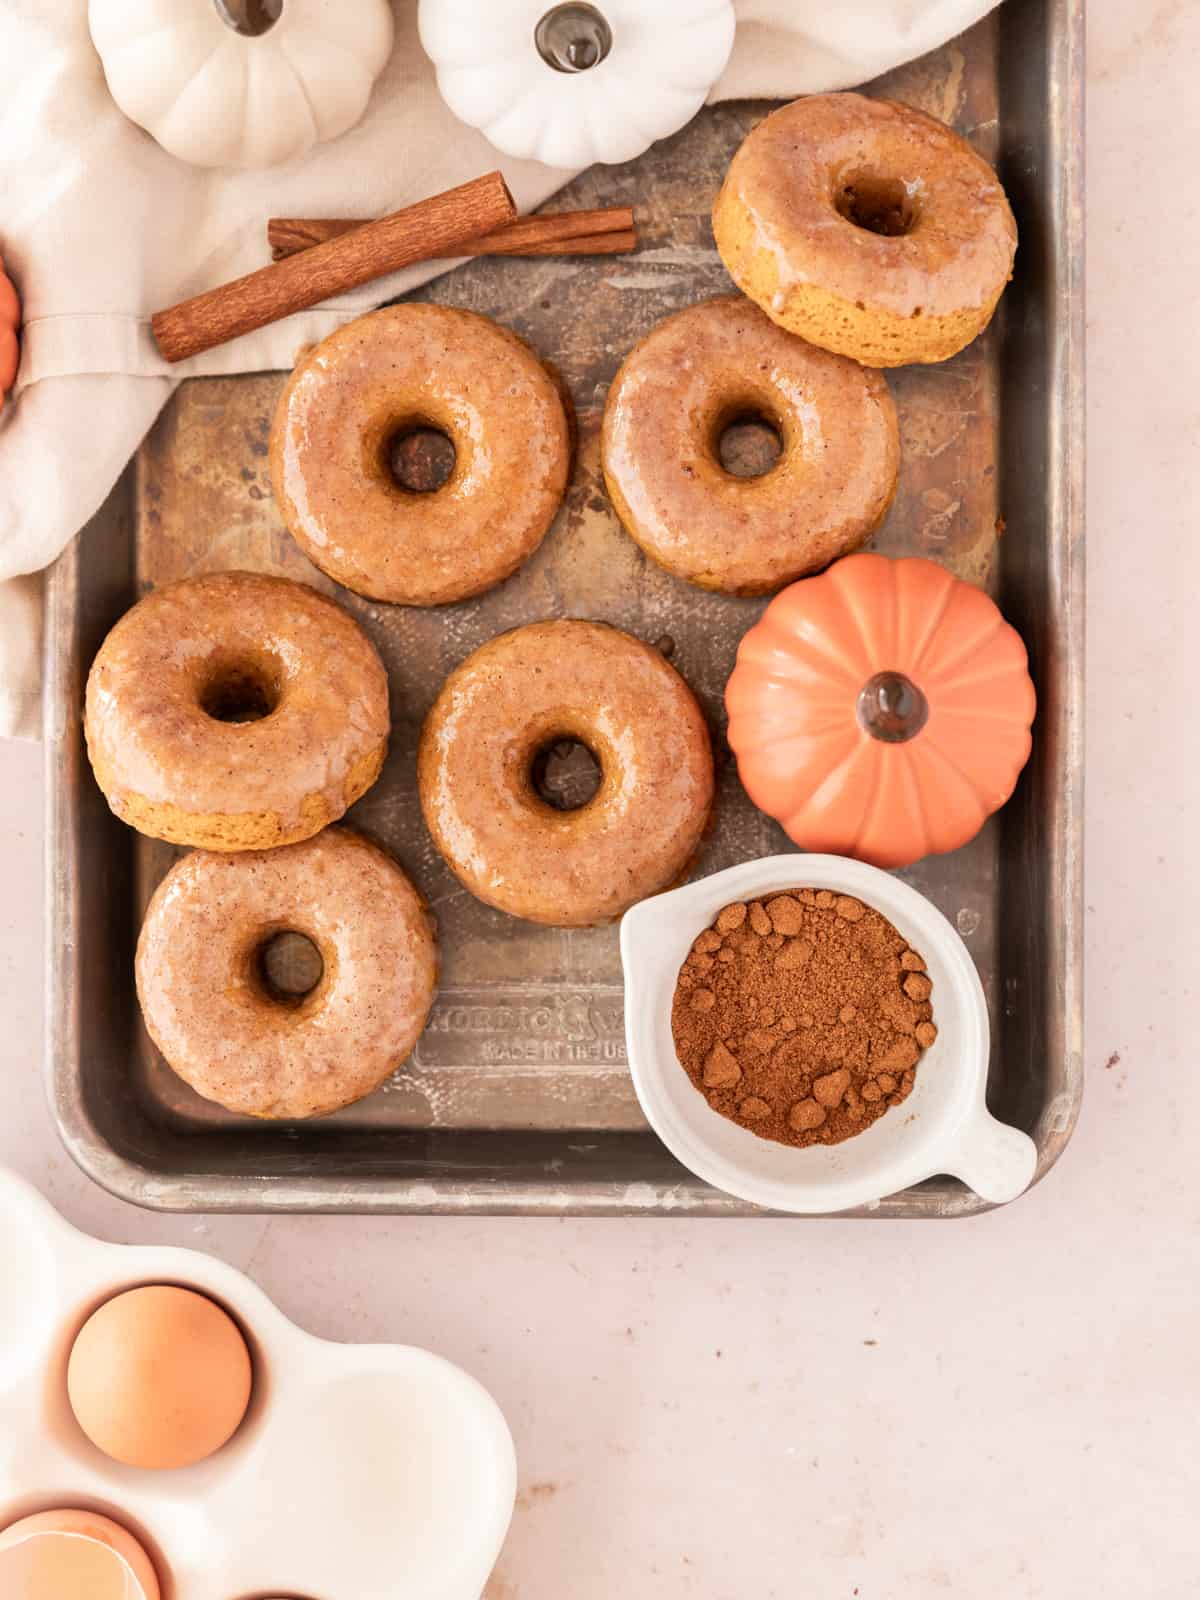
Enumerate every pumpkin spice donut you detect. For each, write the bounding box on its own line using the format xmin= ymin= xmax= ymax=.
xmin=136 ymin=827 xmax=438 ymax=1120
xmin=85 ymin=571 xmax=389 ymax=851
xmin=419 ymin=620 xmax=715 ymax=926
xmin=713 ymin=93 xmax=1018 ymax=367
xmin=601 ymin=295 xmax=899 ymax=594
xmin=269 ymin=303 xmax=571 ymax=606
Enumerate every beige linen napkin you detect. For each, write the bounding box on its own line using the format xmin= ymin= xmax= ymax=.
xmin=0 ymin=0 xmax=996 ymax=740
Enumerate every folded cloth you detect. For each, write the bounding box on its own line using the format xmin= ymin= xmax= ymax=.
xmin=0 ymin=0 xmax=996 ymax=740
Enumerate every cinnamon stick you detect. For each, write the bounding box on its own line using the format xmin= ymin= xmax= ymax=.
xmin=152 ymin=171 xmax=516 ymax=364
xmin=483 ymin=229 xmax=636 ymax=258
xmin=274 ymin=228 xmax=635 ymax=262
xmin=267 ymin=206 xmax=636 ymax=262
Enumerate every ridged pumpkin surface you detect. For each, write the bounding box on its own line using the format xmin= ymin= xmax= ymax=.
xmin=725 ymin=553 xmax=1035 ymax=868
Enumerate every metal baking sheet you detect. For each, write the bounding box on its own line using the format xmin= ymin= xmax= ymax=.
xmin=45 ymin=0 xmax=1084 ymax=1215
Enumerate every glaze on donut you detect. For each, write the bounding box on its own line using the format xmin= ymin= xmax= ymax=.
xmin=602 ymin=296 xmax=899 ymax=594
xmin=418 ymin=621 xmax=715 ymax=926
xmin=713 ymin=94 xmax=1017 ymax=366
xmin=85 ymin=572 xmax=388 ymax=851
xmin=269 ymin=304 xmax=571 ymax=605
xmin=136 ymin=827 xmax=437 ymax=1119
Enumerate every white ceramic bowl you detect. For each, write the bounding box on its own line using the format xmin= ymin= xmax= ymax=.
xmin=0 ymin=1170 xmax=515 ymax=1599
xmin=621 ymin=856 xmax=1037 ymax=1215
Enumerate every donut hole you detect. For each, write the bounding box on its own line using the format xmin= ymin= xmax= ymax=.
xmin=213 ymin=0 xmax=283 ymax=36
xmin=714 ymin=408 xmax=784 ymax=480
xmin=834 ymin=171 xmax=922 ymax=237
xmin=255 ymin=930 xmax=325 ymax=1008
xmin=385 ymin=424 xmax=457 ymax=494
xmin=530 ymin=737 xmax=603 ymax=812
xmin=199 ymin=658 xmax=282 ymax=724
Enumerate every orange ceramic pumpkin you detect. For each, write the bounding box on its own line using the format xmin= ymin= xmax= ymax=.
xmin=0 ymin=252 xmax=19 ymax=409
xmin=726 ymin=553 xmax=1035 ymax=869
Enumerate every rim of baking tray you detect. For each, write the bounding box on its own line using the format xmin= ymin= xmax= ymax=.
xmin=41 ymin=0 xmax=1084 ymax=1218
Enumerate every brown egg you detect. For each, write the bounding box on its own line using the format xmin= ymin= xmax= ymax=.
xmin=0 ymin=1509 xmax=160 ymax=1598
xmin=67 ymin=1284 xmax=253 ymax=1470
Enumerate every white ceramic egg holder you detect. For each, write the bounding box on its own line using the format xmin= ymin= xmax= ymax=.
xmin=0 ymin=1170 xmax=515 ymax=1600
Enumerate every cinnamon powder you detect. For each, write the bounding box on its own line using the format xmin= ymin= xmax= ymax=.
xmin=671 ymin=890 xmax=937 ymax=1149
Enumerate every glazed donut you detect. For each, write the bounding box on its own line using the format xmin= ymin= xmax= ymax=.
xmin=601 ymin=296 xmax=899 ymax=594
xmin=136 ymin=827 xmax=437 ymax=1119
xmin=85 ymin=571 xmax=388 ymax=852
xmin=269 ymin=304 xmax=571 ymax=605
xmin=713 ymin=93 xmax=1018 ymax=367
xmin=418 ymin=621 xmax=715 ymax=926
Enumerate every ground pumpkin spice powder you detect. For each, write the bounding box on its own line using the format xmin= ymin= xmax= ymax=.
xmin=671 ymin=889 xmax=938 ymax=1148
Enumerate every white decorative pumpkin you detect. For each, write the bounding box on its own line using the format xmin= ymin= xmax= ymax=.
xmin=88 ymin=0 xmax=394 ymax=170
xmin=419 ymin=0 xmax=736 ymax=168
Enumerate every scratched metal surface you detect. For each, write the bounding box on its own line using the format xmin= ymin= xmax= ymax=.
xmin=46 ymin=0 xmax=1084 ymax=1213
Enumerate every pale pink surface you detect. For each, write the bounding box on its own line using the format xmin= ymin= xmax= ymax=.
xmin=0 ymin=6 xmax=1197 ymax=1592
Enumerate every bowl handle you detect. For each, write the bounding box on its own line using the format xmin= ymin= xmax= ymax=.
xmin=944 ymin=1112 xmax=1038 ymax=1205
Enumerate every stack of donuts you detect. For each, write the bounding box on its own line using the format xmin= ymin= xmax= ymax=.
xmin=84 ymin=92 xmax=1026 ymax=1122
